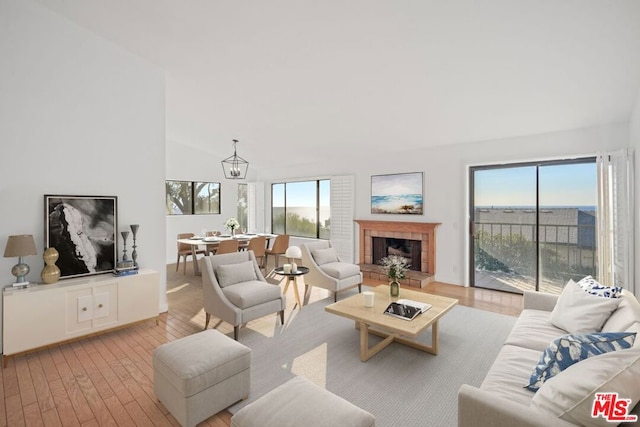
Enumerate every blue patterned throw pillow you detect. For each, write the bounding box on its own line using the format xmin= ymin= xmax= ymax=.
xmin=525 ymin=332 xmax=636 ymax=392
xmin=577 ymin=275 xmax=622 ymax=298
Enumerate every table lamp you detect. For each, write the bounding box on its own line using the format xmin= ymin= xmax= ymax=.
xmin=285 ymin=246 xmax=302 ymax=272
xmin=4 ymin=234 xmax=38 ymax=286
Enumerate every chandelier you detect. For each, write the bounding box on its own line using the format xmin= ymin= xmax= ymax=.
xmin=221 ymin=139 xmax=249 ymax=179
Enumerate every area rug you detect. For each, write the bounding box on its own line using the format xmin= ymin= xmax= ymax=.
xmin=228 ymin=290 xmax=516 ymax=426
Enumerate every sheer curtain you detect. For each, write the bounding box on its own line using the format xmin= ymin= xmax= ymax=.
xmin=597 ymin=148 xmax=635 ymax=293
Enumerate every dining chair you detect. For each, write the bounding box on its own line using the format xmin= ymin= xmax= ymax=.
xmin=176 ymin=233 xmax=206 ymax=274
xmin=246 ymin=236 xmax=267 ymax=271
xmin=236 ymin=238 xmax=251 ymax=252
xmin=215 ymin=239 xmax=239 ymax=254
xmin=205 ymin=231 xmax=221 ymax=255
xmin=265 ymin=234 xmax=290 ymax=269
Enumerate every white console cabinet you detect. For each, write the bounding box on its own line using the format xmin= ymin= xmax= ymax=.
xmin=2 ymin=269 xmax=159 ymax=365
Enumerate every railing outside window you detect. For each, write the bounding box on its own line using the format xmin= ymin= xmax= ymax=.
xmin=474 ymin=221 xmax=597 ymax=293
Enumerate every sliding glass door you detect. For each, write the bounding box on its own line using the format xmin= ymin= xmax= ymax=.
xmin=471 ymin=165 xmax=538 ymax=293
xmin=470 ymin=158 xmax=597 ymax=294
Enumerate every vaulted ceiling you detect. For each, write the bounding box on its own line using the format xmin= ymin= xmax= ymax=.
xmin=36 ymin=0 xmax=640 ymax=169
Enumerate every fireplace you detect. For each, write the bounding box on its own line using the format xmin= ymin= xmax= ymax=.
xmin=372 ymin=237 xmax=422 ymax=272
xmin=355 ymin=220 xmax=440 ymax=288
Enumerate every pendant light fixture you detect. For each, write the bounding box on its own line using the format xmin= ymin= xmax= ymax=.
xmin=221 ymin=139 xmax=249 ymax=179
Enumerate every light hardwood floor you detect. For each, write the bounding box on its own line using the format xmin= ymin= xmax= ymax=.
xmin=0 ymin=261 xmax=522 ymax=426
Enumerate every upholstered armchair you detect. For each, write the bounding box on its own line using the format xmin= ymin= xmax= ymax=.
xmin=202 ymin=251 xmax=286 ymax=340
xmin=300 ymin=240 xmax=362 ymax=302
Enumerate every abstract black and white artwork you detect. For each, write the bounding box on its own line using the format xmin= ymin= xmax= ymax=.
xmin=45 ymin=195 xmax=117 ymax=279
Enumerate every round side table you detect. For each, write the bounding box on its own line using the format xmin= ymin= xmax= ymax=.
xmin=274 ymin=266 xmax=309 ymax=309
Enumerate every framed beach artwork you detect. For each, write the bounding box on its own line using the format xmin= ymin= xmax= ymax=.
xmin=45 ymin=195 xmax=118 ymax=279
xmin=371 ymin=172 xmax=424 ymax=215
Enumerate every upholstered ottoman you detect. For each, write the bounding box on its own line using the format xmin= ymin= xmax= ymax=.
xmin=153 ymin=329 xmax=251 ymax=427
xmin=231 ymin=376 xmax=376 ymax=427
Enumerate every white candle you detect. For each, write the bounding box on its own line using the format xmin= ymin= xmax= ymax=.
xmin=363 ymin=291 xmax=375 ymax=307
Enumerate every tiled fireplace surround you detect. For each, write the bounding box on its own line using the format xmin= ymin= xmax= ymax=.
xmin=355 ymin=220 xmax=440 ymax=288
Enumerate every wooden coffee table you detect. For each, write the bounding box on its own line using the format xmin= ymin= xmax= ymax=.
xmin=325 ymin=285 xmax=458 ymax=361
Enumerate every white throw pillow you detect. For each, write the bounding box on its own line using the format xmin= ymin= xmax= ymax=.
xmin=311 ymin=247 xmax=339 ymax=265
xmin=215 ymin=261 xmax=257 ymax=288
xmin=550 ymin=280 xmax=621 ymax=333
xmin=531 ymin=347 xmax=640 ymax=427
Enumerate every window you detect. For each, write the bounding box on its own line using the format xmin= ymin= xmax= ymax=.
xmin=237 ymin=183 xmax=248 ymax=232
xmin=271 ymin=179 xmax=330 ymax=238
xmin=166 ymin=181 xmax=192 ymax=215
xmin=166 ymin=180 xmax=220 ymax=215
xmin=194 ymin=182 xmax=221 ymax=214
xmin=470 ymin=158 xmax=598 ymax=294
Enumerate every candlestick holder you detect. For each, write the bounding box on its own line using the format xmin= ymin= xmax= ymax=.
xmin=130 ymin=224 xmax=139 ymax=268
xmin=121 ymin=231 xmax=130 ymax=261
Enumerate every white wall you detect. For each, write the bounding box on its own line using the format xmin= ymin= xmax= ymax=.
xmin=257 ymin=123 xmax=629 ymax=286
xmin=631 ymin=86 xmax=640 ymax=295
xmin=165 ymin=139 xmax=258 ymax=263
xmin=0 ymin=0 xmax=166 ymax=350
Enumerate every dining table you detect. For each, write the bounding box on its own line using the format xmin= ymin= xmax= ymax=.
xmin=177 ymin=233 xmax=276 ymax=276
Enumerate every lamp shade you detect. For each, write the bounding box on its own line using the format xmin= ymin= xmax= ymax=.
xmin=4 ymin=235 xmax=37 ymax=257
xmin=285 ymin=246 xmax=302 ymax=259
